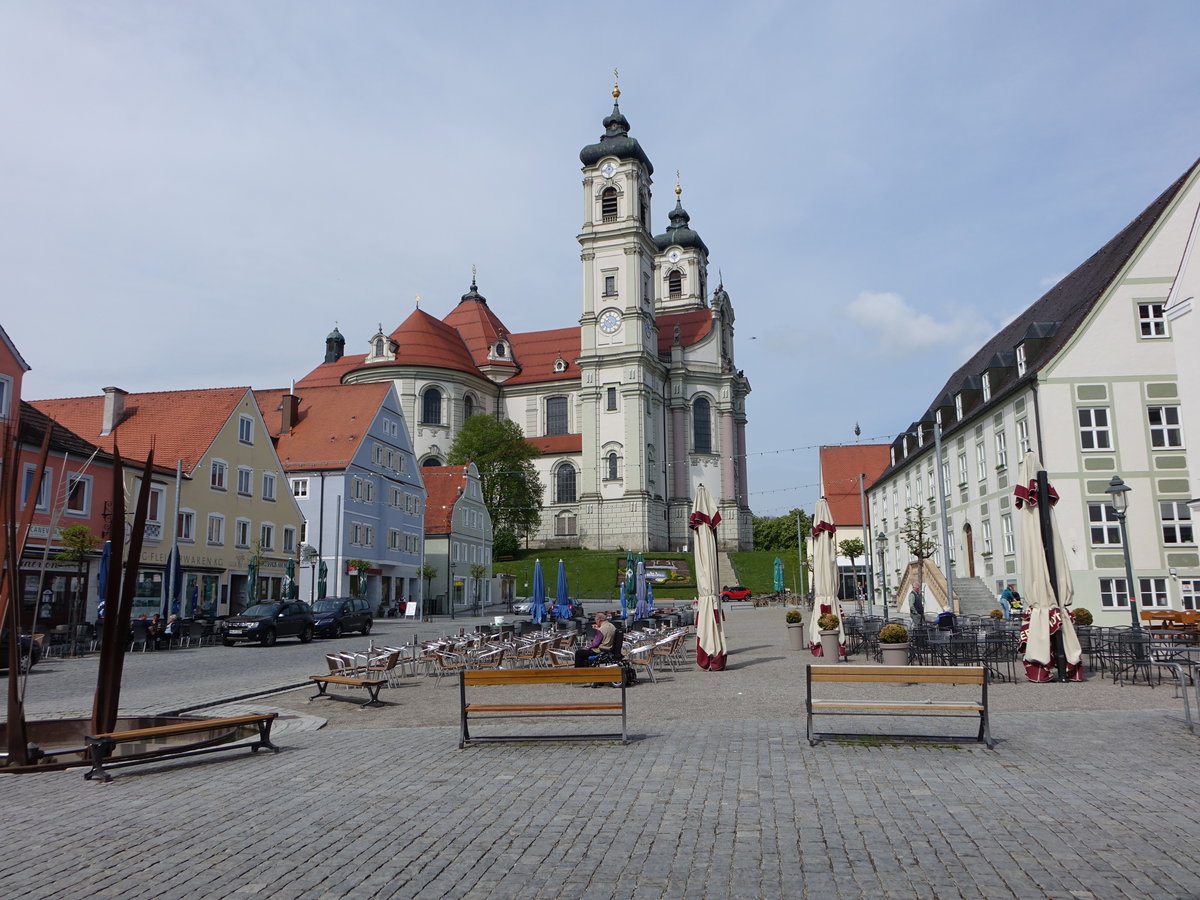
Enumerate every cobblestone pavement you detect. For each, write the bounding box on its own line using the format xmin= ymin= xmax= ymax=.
xmin=3 ymin=609 xmax=1199 ymax=899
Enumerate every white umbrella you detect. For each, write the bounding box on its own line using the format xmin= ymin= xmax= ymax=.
xmin=1015 ymin=450 xmax=1082 ymax=682
xmin=808 ymin=497 xmax=845 ymax=657
xmin=690 ymin=485 xmax=727 ymax=670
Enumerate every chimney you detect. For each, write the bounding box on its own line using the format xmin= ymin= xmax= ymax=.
xmin=279 ymin=392 xmax=300 ymax=434
xmin=101 ymin=386 xmax=127 ymax=436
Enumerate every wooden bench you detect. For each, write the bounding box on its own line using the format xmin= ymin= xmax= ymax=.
xmin=309 ymin=674 xmax=389 ymax=707
xmin=459 ymin=666 xmax=628 ymax=749
xmin=806 ymin=665 xmax=995 ymax=749
xmin=84 ymin=713 xmax=280 ymax=782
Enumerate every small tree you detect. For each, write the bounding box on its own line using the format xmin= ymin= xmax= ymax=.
xmin=898 ymin=506 xmax=938 ymax=603
xmin=470 ymin=563 xmax=487 ymax=610
xmin=56 ymin=524 xmax=98 ymax=655
xmin=419 ymin=563 xmax=438 ymax=613
xmin=838 ymin=537 xmax=865 ymax=613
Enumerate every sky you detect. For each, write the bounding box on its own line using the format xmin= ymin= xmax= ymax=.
xmin=4 ymin=1 xmax=1200 ymax=519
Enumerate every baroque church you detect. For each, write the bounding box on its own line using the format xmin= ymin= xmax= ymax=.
xmin=297 ymin=86 xmax=752 ymax=552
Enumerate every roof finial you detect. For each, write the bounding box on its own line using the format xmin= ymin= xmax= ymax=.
xmin=675 ymin=169 xmax=682 ymax=197
xmin=471 ymin=263 xmax=477 ymax=287
xmin=414 ymin=294 xmax=420 ymax=309
xmin=612 ymin=67 xmax=620 ymax=99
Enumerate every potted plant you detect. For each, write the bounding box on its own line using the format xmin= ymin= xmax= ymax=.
xmin=786 ymin=609 xmax=804 ymax=651
xmin=817 ymin=613 xmax=841 ymax=659
xmin=988 ymin=608 xmax=1004 ymax=620
xmin=878 ymin=622 xmax=910 ymax=666
xmin=1072 ymin=607 xmax=1094 ymax=626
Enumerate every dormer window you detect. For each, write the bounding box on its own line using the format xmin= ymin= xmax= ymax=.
xmin=955 ymin=394 xmax=964 ymax=419
xmin=601 ymin=188 xmax=618 ymax=222
xmin=902 ymin=436 xmax=909 ymax=456
xmin=495 ymin=342 xmax=506 ymax=358
xmin=935 ymin=410 xmax=943 ymax=429
xmin=917 ymin=425 xmax=925 ymax=444
xmin=1016 ymin=344 xmax=1027 ymax=377
xmin=982 ymin=372 xmax=991 ymax=403
xmin=668 ymin=269 xmax=683 ymax=299
xmin=374 ymin=337 xmax=385 ymax=356
xmin=553 ymin=357 xmax=568 ymax=374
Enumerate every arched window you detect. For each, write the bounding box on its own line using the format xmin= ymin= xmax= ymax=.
xmin=421 ymin=387 xmax=442 ymax=425
xmin=421 ymin=457 xmax=442 ymax=467
xmin=668 ymin=269 xmax=683 ymax=299
xmin=693 ymin=397 xmax=712 ymax=454
xmin=374 ymin=337 xmax=385 ymax=356
xmin=555 ymin=464 xmax=577 ymax=503
xmin=606 ymin=451 xmax=619 ymax=481
xmin=546 ymin=396 xmax=568 ymax=436
xmin=555 ymin=510 xmax=577 ymax=537
xmin=601 ymin=188 xmax=618 ymax=222
xmin=463 ymin=394 xmax=475 ymax=420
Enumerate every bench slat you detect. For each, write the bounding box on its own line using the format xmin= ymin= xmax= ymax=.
xmin=309 ymin=675 xmax=386 ymax=687
xmin=466 ymin=702 xmax=624 ymax=713
xmin=464 ymin=667 xmax=621 ymax=686
xmin=88 ymin=713 xmax=277 ymax=743
xmin=811 ymin=700 xmax=984 ymax=712
xmin=809 ymin=665 xmax=985 ymax=685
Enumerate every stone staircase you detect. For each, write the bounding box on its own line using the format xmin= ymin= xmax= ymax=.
xmin=951 ymin=576 xmax=999 ymax=617
xmin=716 ymin=551 xmax=738 ymax=590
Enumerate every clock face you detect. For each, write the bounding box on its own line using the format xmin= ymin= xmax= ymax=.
xmin=667 ymin=249 xmax=681 ymax=263
xmin=601 ymin=162 xmax=617 ymax=178
xmin=598 ymin=310 xmax=621 ymax=334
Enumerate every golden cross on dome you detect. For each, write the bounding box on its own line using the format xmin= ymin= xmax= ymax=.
xmin=472 ymin=264 xmax=477 ymax=282
xmin=612 ymin=67 xmax=620 ymax=99
xmin=414 ymin=294 xmax=421 ymax=308
xmin=676 ymin=170 xmax=682 ymax=196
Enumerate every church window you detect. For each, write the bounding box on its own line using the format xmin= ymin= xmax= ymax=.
xmin=421 ymin=457 xmax=442 ymax=467
xmin=606 ymin=452 xmax=619 ymax=481
xmin=375 ymin=337 xmax=385 ymax=356
xmin=606 ymin=386 xmax=617 ymax=411
xmin=555 ymin=464 xmax=577 ymax=503
xmin=601 ymin=188 xmax=618 ymax=222
xmin=693 ymin=397 xmax=712 ymax=454
xmin=604 ymin=275 xmax=617 ymax=297
xmin=668 ymin=269 xmax=683 ymax=299
xmin=463 ymin=394 xmax=475 ymax=420
xmin=639 ymin=193 xmax=648 ymax=230
xmin=421 ymin=387 xmax=442 ymax=425
xmin=555 ymin=510 xmax=577 ymax=536
xmin=546 ymin=397 xmax=568 ymax=436
xmin=495 ymin=342 xmax=506 ymax=358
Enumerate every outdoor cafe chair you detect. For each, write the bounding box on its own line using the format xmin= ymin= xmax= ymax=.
xmin=473 ymin=647 xmax=505 ymax=671
xmin=432 ymin=651 xmax=469 ymax=685
xmin=626 ymin=643 xmax=656 ymax=683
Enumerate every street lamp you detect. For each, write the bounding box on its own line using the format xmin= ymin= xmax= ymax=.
xmin=876 ymin=531 xmax=888 ymax=617
xmin=449 ymin=563 xmax=457 ymax=620
xmin=1106 ymin=475 xmax=1140 ymax=630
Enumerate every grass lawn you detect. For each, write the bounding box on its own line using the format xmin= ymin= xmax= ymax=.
xmin=729 ymin=550 xmax=803 ymax=596
xmin=493 ymin=548 xmax=697 ymax=601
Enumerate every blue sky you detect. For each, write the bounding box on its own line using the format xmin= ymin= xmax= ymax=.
xmin=4 ymin=1 xmax=1200 ymax=518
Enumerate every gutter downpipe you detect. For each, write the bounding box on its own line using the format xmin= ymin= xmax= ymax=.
xmin=934 ymin=425 xmax=954 ymax=614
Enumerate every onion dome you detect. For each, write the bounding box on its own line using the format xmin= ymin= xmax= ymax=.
xmin=460 ymin=273 xmax=487 ymax=305
xmin=653 ymin=183 xmax=709 ymax=256
xmin=324 ymin=326 xmax=345 ymax=363
xmin=579 ymin=82 xmax=653 ymax=174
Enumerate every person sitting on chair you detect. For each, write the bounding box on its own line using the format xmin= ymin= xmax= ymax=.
xmin=575 ymin=613 xmax=616 ymax=667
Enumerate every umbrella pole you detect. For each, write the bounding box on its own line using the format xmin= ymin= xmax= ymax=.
xmin=1036 ymin=469 xmax=1068 ymax=683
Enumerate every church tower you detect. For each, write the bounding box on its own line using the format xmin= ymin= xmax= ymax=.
xmin=576 ymin=79 xmax=667 ymax=549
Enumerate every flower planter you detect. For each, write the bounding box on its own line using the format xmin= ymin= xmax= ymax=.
xmin=787 ymin=622 xmax=806 ymax=651
xmin=880 ymin=643 xmax=910 ymax=666
xmin=819 ymin=629 xmax=841 ymax=660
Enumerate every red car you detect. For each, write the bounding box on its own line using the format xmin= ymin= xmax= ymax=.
xmin=721 ymin=585 xmax=752 ymax=601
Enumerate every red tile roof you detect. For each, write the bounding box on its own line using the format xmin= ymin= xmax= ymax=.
xmin=820 ymin=444 xmax=891 ymax=526
xmin=255 ymin=383 xmax=392 ymax=471
xmin=442 ymin=299 xmax=517 ymax=370
xmin=657 ymin=309 xmax=714 ymax=352
xmin=503 ymin=327 xmax=580 ymax=386
xmin=31 ymin=387 xmax=252 ymax=475
xmin=422 ymin=465 xmax=469 ymax=534
xmin=527 ymin=434 xmax=583 ymax=455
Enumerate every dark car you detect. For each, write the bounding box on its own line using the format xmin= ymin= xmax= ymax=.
xmin=221 ymin=601 xmax=315 ymax=646
xmin=0 ymin=632 xmax=43 ymax=673
xmin=720 ymin=585 xmax=752 ymax=602
xmin=310 ymin=597 xmax=373 ymax=638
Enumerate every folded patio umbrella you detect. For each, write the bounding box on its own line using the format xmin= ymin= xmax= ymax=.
xmin=808 ymin=497 xmax=845 ymax=657
xmin=691 ymin=485 xmax=727 ymax=670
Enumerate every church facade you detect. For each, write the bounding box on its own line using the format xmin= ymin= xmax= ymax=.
xmin=297 ymin=88 xmax=752 ymax=552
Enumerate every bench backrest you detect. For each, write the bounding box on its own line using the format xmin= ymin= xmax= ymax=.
xmin=463 ymin=666 xmax=622 ymax=686
xmin=808 ymin=664 xmax=986 ymax=685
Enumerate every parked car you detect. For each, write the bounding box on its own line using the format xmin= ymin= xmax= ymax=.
xmin=720 ymin=585 xmax=752 ymax=602
xmin=311 ymin=597 xmax=373 ymax=638
xmin=221 ymin=601 xmax=315 ymax=646
xmin=0 ymin=632 xmax=42 ymax=673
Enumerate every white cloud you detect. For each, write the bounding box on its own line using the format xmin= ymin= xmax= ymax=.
xmin=843 ymin=291 xmax=991 ymax=352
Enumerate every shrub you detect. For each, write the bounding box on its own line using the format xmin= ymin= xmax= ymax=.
xmin=1072 ymin=607 xmax=1094 ymax=626
xmin=785 ymin=609 xmax=802 ymax=624
xmin=989 ymin=608 xmax=1004 ymax=619
xmin=492 ymin=528 xmax=518 ymax=558
xmin=817 ymin=613 xmax=839 ymax=630
xmin=878 ymin=623 xmax=909 ymax=644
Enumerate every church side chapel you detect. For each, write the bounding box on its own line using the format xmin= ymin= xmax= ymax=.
xmin=297 ymin=81 xmax=752 ymax=551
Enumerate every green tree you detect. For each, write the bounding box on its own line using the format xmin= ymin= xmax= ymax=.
xmin=55 ymin=524 xmax=98 ymax=656
xmin=898 ymin=505 xmax=938 ymax=599
xmin=470 ymin=563 xmax=488 ymax=609
xmin=838 ymin=537 xmax=865 ymax=611
xmin=346 ymin=558 xmax=371 ymax=599
xmin=751 ymin=508 xmax=812 ymax=551
xmin=419 ymin=562 xmax=438 ymax=613
xmin=448 ymin=415 xmax=544 ymax=540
